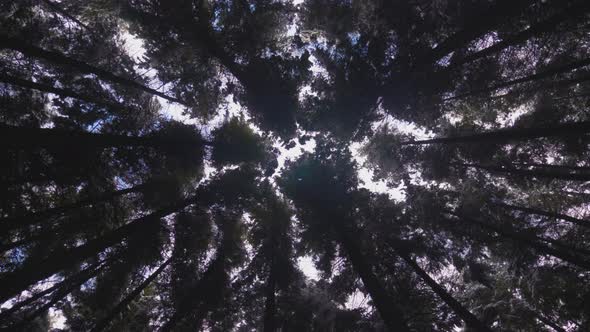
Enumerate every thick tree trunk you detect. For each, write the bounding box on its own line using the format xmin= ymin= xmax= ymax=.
xmin=0 ymin=74 xmax=127 ymax=111
xmin=450 ymin=1 xmax=590 ymax=68
xmin=90 ymin=257 xmax=172 ymax=332
xmin=492 ymin=201 xmax=590 ymax=229
xmin=336 ymin=227 xmax=410 ymax=332
xmin=424 ymin=0 xmax=533 ymax=64
xmin=0 ymin=197 xmax=194 ymax=303
xmin=460 ymin=163 xmax=590 ymax=181
xmin=400 ymin=121 xmax=590 ymax=146
xmin=0 ymin=182 xmax=149 ymax=234
xmin=0 ymin=124 xmax=196 ymax=151
xmin=449 ymin=212 xmax=590 ymax=269
xmin=0 ymin=35 xmax=185 ymax=104
xmin=445 ymin=57 xmax=590 ymax=101
xmin=397 ymin=251 xmax=492 ymax=332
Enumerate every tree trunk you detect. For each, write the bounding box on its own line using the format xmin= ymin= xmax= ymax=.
xmin=401 ymin=121 xmax=590 ymax=146
xmin=0 ymin=124 xmax=195 ymax=151
xmin=0 ymin=259 xmax=103 ymax=323
xmin=492 ymin=201 xmax=590 ymax=229
xmin=532 ymin=311 xmax=567 ymax=332
xmin=0 ymin=35 xmax=185 ymax=104
xmin=40 ymin=0 xmax=92 ymax=32
xmin=0 ymin=197 xmax=194 ymax=304
xmin=512 ymin=162 xmax=590 ymax=172
xmin=449 ymin=1 xmax=590 ymax=68
xmin=0 ymin=74 xmax=127 ymax=112
xmin=396 ymin=251 xmax=492 ymax=332
xmin=336 ymin=227 xmax=410 ymax=332
xmin=488 ymin=72 xmax=590 ymax=102
xmin=3 ymin=259 xmax=108 ymax=329
xmin=90 ymin=257 xmax=172 ymax=332
xmin=449 ymin=212 xmax=590 ymax=269
xmin=0 ymin=182 xmax=149 ymax=234
xmin=460 ymin=162 xmax=590 ymax=182
xmin=445 ymin=57 xmax=590 ymax=101
xmin=424 ymin=0 xmax=533 ymax=64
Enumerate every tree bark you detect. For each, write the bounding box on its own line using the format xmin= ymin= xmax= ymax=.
xmin=0 ymin=35 xmax=185 ymax=104
xmin=491 ymin=201 xmax=590 ymax=229
xmin=400 ymin=121 xmax=590 ymax=146
xmin=336 ymin=227 xmax=410 ymax=332
xmin=90 ymin=257 xmax=172 ymax=332
xmin=396 ymin=251 xmax=493 ymax=332
xmin=0 ymin=197 xmax=194 ymax=304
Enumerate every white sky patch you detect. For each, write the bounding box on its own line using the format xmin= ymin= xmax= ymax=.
xmin=49 ymin=308 xmax=67 ymax=329
xmin=297 ymin=256 xmax=320 ymax=281
xmin=120 ymin=30 xmax=146 ymax=63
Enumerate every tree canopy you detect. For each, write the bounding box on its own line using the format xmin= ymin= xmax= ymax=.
xmin=1 ymin=0 xmax=589 ymax=331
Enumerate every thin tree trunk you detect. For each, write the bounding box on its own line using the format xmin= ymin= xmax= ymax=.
xmin=40 ymin=0 xmax=92 ymax=32
xmin=0 ymin=197 xmax=194 ymax=304
xmin=0 ymin=259 xmax=103 ymax=323
xmin=491 ymin=201 xmax=590 ymax=229
xmin=448 ymin=211 xmax=590 ymax=269
xmin=539 ymin=236 xmax=590 ymax=257
xmin=532 ymin=311 xmax=567 ymax=332
xmin=512 ymin=162 xmax=590 ymax=172
xmin=449 ymin=1 xmax=590 ymax=68
xmin=0 ymin=183 xmax=150 ymax=233
xmin=0 ymin=35 xmax=185 ymax=104
xmin=0 ymin=182 xmax=149 ymax=234
xmin=90 ymin=257 xmax=172 ymax=332
xmin=336 ymin=227 xmax=410 ymax=332
xmin=0 ymin=74 xmax=127 ymax=112
xmin=424 ymin=0 xmax=533 ymax=64
xmin=488 ymin=72 xmax=590 ymax=101
xmin=400 ymin=121 xmax=590 ymax=145
xmin=396 ymin=251 xmax=493 ymax=332
xmin=445 ymin=57 xmax=590 ymax=101
xmin=6 ymin=261 xmax=107 ymax=330
xmin=460 ymin=162 xmax=590 ymax=181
